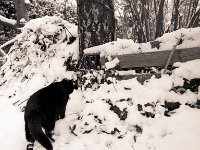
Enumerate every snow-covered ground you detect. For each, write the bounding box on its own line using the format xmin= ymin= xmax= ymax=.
xmin=0 ymin=16 xmax=200 ymax=150
xmin=1 ymin=76 xmax=200 ymax=150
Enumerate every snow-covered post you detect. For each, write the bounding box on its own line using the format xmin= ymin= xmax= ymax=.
xmin=77 ymin=0 xmax=116 ymax=69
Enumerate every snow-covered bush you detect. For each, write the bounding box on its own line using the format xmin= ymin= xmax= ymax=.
xmin=0 ymin=16 xmax=78 ymax=102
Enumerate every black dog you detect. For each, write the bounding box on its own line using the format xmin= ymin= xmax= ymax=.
xmin=24 ymin=79 xmax=75 ymax=150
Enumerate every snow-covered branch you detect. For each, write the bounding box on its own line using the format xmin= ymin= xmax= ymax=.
xmin=0 ymin=32 xmax=23 ymax=57
xmin=0 ymin=15 xmax=17 ymax=28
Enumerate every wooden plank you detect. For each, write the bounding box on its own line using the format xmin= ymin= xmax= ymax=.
xmin=100 ymin=47 xmax=200 ymax=68
xmin=116 ymin=73 xmax=161 ymax=84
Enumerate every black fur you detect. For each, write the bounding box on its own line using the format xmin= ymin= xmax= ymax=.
xmin=24 ymin=79 xmax=75 ymax=150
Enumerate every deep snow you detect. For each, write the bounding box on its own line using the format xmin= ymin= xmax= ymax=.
xmin=1 ymin=79 xmax=200 ymax=150
xmin=0 ymin=16 xmax=200 ymax=150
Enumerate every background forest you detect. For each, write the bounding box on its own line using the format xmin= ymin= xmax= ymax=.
xmin=1 ymin=0 xmax=199 ymax=46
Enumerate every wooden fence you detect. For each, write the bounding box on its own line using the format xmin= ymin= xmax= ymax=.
xmin=100 ymin=47 xmax=200 ymax=68
xmin=86 ymin=46 xmax=200 ymax=83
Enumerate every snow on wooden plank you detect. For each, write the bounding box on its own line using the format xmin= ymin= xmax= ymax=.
xmin=100 ymin=47 xmax=200 ymax=68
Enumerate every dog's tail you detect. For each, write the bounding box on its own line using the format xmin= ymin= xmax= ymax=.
xmin=27 ymin=112 xmax=53 ymax=150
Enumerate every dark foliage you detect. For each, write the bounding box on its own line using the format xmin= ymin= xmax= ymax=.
xmin=106 ymin=99 xmax=128 ymax=120
xmin=172 ymin=78 xmax=200 ymax=94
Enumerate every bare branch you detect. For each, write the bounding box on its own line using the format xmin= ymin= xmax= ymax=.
xmin=0 ymin=48 xmax=6 ymax=57
xmin=0 ymin=15 xmax=17 ymax=28
xmin=187 ymin=7 xmax=200 ymax=28
xmin=0 ymin=37 xmax=19 ymax=53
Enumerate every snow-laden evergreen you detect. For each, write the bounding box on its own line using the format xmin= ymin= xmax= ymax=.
xmin=0 ymin=16 xmax=78 ymax=102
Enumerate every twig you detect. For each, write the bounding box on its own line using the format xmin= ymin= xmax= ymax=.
xmin=5 ymin=34 xmax=23 ymax=55
xmin=0 ymin=34 xmax=22 ymax=57
xmin=163 ymin=36 xmax=183 ymax=74
xmin=0 ymin=38 xmax=17 ymax=52
xmin=65 ymin=26 xmax=73 ymax=37
xmin=67 ymin=112 xmax=81 ymax=116
xmin=17 ymin=98 xmax=28 ymax=106
xmin=112 ymin=77 xmax=117 ymax=92
xmin=13 ymin=100 xmax=20 ymax=106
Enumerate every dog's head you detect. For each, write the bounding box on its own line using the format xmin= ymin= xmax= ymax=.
xmin=61 ymin=79 xmax=78 ymax=94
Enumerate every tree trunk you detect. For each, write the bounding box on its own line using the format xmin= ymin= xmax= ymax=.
xmin=153 ymin=0 xmax=157 ymax=17
xmin=13 ymin=0 xmax=29 ymax=27
xmin=173 ymin=0 xmax=180 ymax=31
xmin=187 ymin=8 xmax=200 ymax=28
xmin=77 ymin=0 xmax=115 ymax=69
xmin=155 ymin=0 xmax=165 ymax=39
xmin=190 ymin=0 xmax=199 ymax=19
xmin=142 ymin=1 xmax=150 ymax=42
xmin=131 ymin=0 xmax=146 ymax=43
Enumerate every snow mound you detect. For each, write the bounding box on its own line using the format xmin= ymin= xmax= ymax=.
xmin=0 ymin=16 xmax=78 ymax=101
xmin=63 ymin=76 xmax=200 ymax=150
xmin=173 ymin=59 xmax=200 ymax=80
